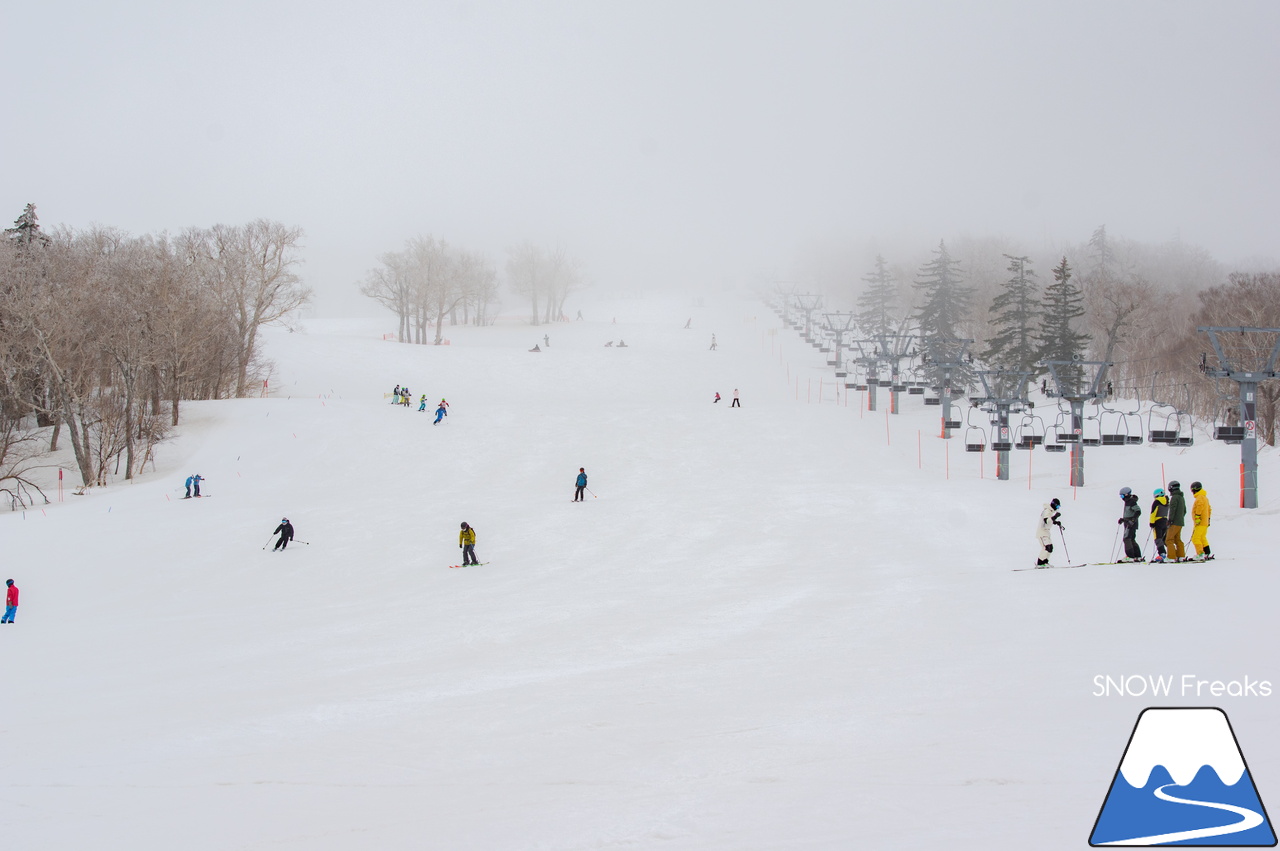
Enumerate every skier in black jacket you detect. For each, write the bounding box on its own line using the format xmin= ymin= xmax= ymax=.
xmin=1117 ymin=488 xmax=1144 ymax=562
xmin=273 ymin=517 xmax=295 ymax=551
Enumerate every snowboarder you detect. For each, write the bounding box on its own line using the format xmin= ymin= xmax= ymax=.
xmin=530 ymin=344 xmax=541 ymax=352
xmin=714 ymin=391 xmax=721 ymax=403
xmin=459 ymin=522 xmax=478 ymax=565
xmin=1149 ymin=488 xmax=1170 ymax=563
xmin=710 ymin=334 xmax=717 ymax=350
xmin=731 ymin=389 xmax=741 ymax=407
xmin=272 ymin=517 xmax=295 ymax=551
xmin=604 ymin=341 xmax=614 ymax=347
xmin=1035 ymin=498 xmax=1065 ymax=567
xmin=433 ymin=403 xmax=447 ymax=424
xmin=418 ymin=395 xmax=428 ymax=412
xmin=1189 ymin=481 xmax=1213 ymax=561
xmin=1166 ymin=480 xmax=1187 ymax=561
xmin=184 ymin=473 xmax=204 ymax=498
xmin=1117 ymin=487 xmax=1144 ymax=562
xmin=574 ymin=468 xmax=588 ymax=502
xmin=576 ymin=309 xmax=583 ymax=320
xmin=617 ymin=340 xmax=628 ymax=348
xmin=2 ymin=579 xmax=16 ymax=623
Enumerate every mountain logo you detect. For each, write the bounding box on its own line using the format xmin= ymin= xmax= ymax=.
xmin=1090 ymin=707 xmax=1276 ymax=846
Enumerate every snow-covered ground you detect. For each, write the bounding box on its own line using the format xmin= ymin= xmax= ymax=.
xmin=3 ymin=294 xmax=1277 ymax=850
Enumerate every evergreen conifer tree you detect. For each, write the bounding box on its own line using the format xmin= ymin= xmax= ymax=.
xmin=856 ymin=254 xmax=897 ymax=337
xmin=914 ymin=240 xmax=974 ymax=389
xmin=984 ymin=254 xmax=1041 ymax=374
xmin=5 ymin=203 xmax=52 ymax=249
xmin=1036 ymin=256 xmax=1091 ymax=392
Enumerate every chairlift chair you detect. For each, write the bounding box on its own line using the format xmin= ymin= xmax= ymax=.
xmin=964 ymin=408 xmax=987 ymax=452
xmin=1014 ymin=414 xmax=1046 ymax=450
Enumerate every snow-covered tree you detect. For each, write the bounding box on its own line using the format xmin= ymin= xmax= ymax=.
xmin=914 ymin=240 xmax=972 ymax=342
xmin=4 ymin=203 xmax=52 ymax=250
xmin=1035 ymin=256 xmax=1090 ymax=391
xmin=856 ymin=255 xmax=898 ymax=338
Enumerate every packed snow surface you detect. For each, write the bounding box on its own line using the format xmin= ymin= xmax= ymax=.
xmin=3 ymin=295 xmax=1278 ymax=849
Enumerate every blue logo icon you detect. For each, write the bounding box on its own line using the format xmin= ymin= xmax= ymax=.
xmin=1090 ymin=707 xmax=1276 ymax=846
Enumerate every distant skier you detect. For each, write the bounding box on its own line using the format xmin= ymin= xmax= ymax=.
xmin=1166 ymin=481 xmax=1187 ymax=561
xmin=418 ymin=395 xmax=428 ymax=412
xmin=684 ymin=318 xmax=692 ymax=329
xmin=574 ymin=468 xmax=588 ymax=502
xmin=709 ymin=334 xmax=717 ymax=350
xmin=401 ymin=387 xmax=412 ymax=407
xmin=530 ymin=344 xmax=541 ymax=352
xmin=731 ymin=389 xmax=740 ymax=408
xmin=1189 ymin=481 xmax=1213 ymax=561
xmin=184 ymin=473 xmax=204 ymax=498
xmin=438 ymin=399 xmax=449 ymax=416
xmin=604 ymin=341 xmax=614 ymax=347
xmin=544 ymin=334 xmax=550 ymax=347
xmin=617 ymin=340 xmax=628 ymax=348
xmin=433 ymin=403 xmax=447 ymax=425
xmin=459 ymin=522 xmax=478 ymax=565
xmin=2 ymin=579 xmax=17 ymax=623
xmin=1035 ymin=498 xmax=1065 ymax=567
xmin=576 ymin=310 xmax=583 ymax=320
xmin=272 ymin=517 xmax=295 ymax=551
xmin=1149 ymin=488 xmax=1170 ymax=563
xmin=714 ymin=391 xmax=721 ymax=403
xmin=393 ymin=384 xmax=401 ymax=404
xmin=1117 ymin=487 xmax=1144 ymax=562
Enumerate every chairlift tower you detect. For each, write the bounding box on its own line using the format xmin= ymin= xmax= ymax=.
xmin=922 ymin=337 xmax=972 ymax=439
xmin=850 ymin=332 xmax=915 ymax=413
xmin=792 ymin=294 xmax=824 ymax=342
xmin=1042 ymin=359 xmax=1111 ymax=488
xmin=822 ymin=312 xmax=858 ymax=375
xmin=1198 ymin=326 xmax=1280 ymax=509
xmin=972 ymin=369 xmax=1034 ymax=480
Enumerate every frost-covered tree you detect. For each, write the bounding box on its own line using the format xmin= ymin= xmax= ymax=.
xmin=984 ymin=254 xmax=1041 ymax=373
xmin=4 ymin=203 xmax=52 ymax=250
xmin=856 ymin=254 xmax=898 ymax=338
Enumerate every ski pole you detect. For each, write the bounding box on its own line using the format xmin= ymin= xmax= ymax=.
xmin=1141 ymin=528 xmax=1153 ymax=562
xmin=263 ymin=536 xmax=275 ymax=550
xmin=292 ymin=540 xmax=310 ymax=545
xmin=585 ymin=487 xmax=597 ymax=499
xmin=1110 ymin=523 xmax=1122 ymax=563
xmin=1057 ymin=525 xmax=1071 ymax=564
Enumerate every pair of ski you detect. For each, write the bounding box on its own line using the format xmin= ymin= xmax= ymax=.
xmin=1014 ymin=558 xmax=1218 ymax=572
xmin=448 ymin=562 xmax=490 ymax=569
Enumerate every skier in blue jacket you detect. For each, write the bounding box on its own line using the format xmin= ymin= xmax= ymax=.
xmin=574 ymin=468 xmax=588 ymax=502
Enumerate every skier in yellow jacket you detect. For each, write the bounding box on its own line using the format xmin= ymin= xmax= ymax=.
xmin=1189 ymin=482 xmax=1213 ymax=561
xmin=459 ymin=521 xmax=479 ymax=566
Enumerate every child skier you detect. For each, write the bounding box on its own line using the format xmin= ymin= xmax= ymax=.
xmin=1166 ymin=481 xmax=1187 ymax=561
xmin=2 ymin=579 xmax=17 ymax=623
xmin=1035 ymin=498 xmax=1064 ymax=567
xmin=418 ymin=395 xmax=427 ymax=412
xmin=1149 ymin=488 xmax=1170 ymax=563
xmin=1117 ymin=487 xmax=1144 ymax=562
xmin=459 ymin=522 xmax=478 ymax=565
xmin=1189 ymin=481 xmax=1213 ymax=561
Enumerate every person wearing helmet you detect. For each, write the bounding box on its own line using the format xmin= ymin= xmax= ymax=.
xmin=1117 ymin=487 xmax=1144 ymax=562
xmin=1189 ymin=481 xmax=1213 ymax=561
xmin=1035 ymin=497 xmax=1065 ymax=567
xmin=272 ymin=517 xmax=295 ymax=551
xmin=459 ymin=522 xmax=478 ymax=566
xmin=574 ymin=468 xmax=588 ymax=502
xmin=2 ymin=579 xmax=17 ymax=624
xmin=1148 ymin=488 xmax=1170 ymax=563
xmin=1165 ymin=481 xmax=1187 ymax=561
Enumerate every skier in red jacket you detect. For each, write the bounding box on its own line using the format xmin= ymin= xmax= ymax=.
xmin=3 ymin=579 xmax=17 ymax=623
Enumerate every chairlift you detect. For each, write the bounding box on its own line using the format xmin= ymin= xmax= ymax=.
xmin=1099 ymin=401 xmax=1141 ymax=446
xmin=1147 ymin=403 xmax=1194 ymax=447
xmin=1050 ymin=408 xmax=1078 ymax=444
xmin=1014 ymin=414 xmax=1046 ymax=450
xmin=964 ymin=408 xmax=987 ymax=452
xmin=1081 ymin=403 xmax=1102 ymax=446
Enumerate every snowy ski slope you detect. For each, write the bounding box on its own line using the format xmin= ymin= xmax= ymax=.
xmin=2 ymin=293 xmax=1277 ymax=850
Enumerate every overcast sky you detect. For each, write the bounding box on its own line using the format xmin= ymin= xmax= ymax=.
xmin=4 ymin=1 xmax=1277 ymax=313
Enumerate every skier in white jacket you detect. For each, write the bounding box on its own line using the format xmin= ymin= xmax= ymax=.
xmin=1035 ymin=498 xmax=1065 ymax=567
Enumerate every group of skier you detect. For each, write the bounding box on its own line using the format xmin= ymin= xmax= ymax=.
xmin=391 ymin=385 xmax=450 ymax=423
xmin=1036 ymin=479 xmax=1214 ymax=567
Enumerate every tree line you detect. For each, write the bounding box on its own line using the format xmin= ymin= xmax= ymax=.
xmin=799 ymin=226 xmax=1280 ymax=444
xmin=0 ymin=205 xmax=309 ymax=501
xmin=358 ymin=238 xmax=585 ymax=338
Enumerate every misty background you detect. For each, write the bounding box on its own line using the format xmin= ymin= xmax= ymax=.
xmin=3 ymin=0 xmax=1277 ymax=316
